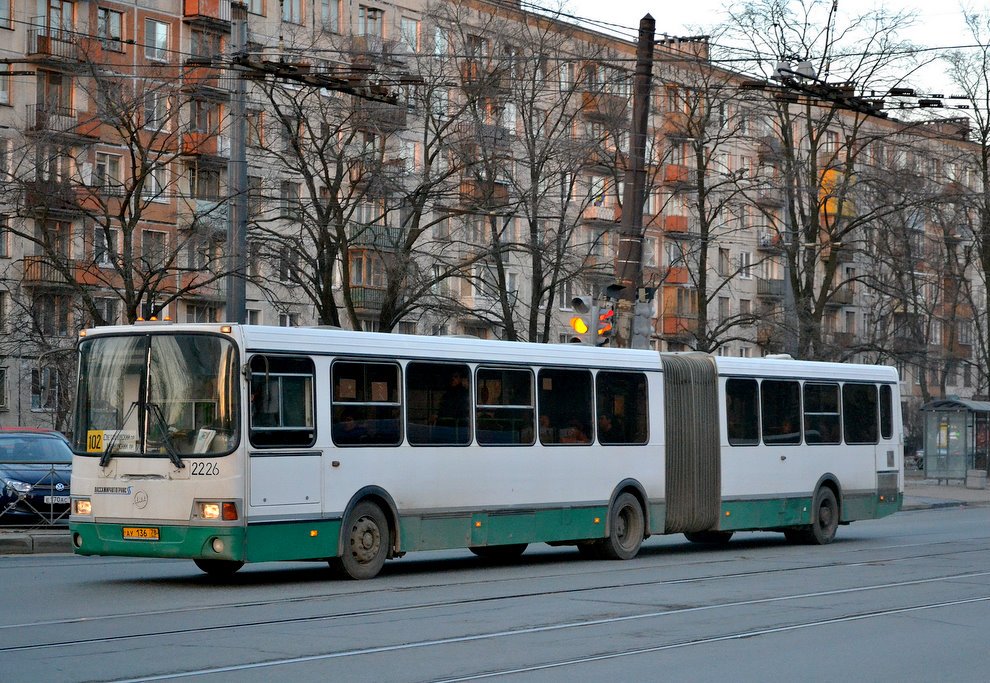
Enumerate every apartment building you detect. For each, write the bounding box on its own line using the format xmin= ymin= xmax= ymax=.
xmin=0 ymin=0 xmax=983 ymax=439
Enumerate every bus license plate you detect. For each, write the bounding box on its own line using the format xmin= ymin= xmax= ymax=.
xmin=44 ymin=495 xmax=69 ymax=504
xmin=123 ymin=527 xmax=160 ymax=540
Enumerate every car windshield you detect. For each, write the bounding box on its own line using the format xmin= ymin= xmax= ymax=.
xmin=73 ymin=333 xmax=240 ymax=458
xmin=0 ymin=435 xmax=72 ymax=464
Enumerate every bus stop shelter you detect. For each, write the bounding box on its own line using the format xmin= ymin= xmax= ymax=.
xmin=921 ymin=398 xmax=990 ymax=483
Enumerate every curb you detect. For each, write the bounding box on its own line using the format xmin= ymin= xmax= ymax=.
xmin=0 ymin=531 xmax=73 ymax=555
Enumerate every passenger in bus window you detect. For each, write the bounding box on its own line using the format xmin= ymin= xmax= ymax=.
xmin=561 ymin=418 xmax=590 ymax=444
xmin=437 ymin=370 xmax=469 ymax=425
xmin=335 ymin=411 xmax=368 ymax=444
xmin=598 ymin=413 xmax=620 ymax=443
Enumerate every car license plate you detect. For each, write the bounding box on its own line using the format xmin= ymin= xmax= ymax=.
xmin=44 ymin=495 xmax=70 ymax=504
xmin=123 ymin=527 xmax=160 ymax=540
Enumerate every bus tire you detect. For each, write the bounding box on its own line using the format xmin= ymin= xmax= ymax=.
xmin=336 ymin=500 xmax=390 ymax=580
xmin=786 ymin=487 xmax=839 ymax=545
xmin=684 ymin=531 xmax=734 ymax=545
xmin=469 ymin=544 xmax=528 ymax=561
xmin=597 ymin=492 xmax=645 ymax=560
xmin=194 ymin=559 xmax=244 ymax=576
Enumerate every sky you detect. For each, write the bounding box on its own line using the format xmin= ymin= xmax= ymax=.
xmin=535 ymin=0 xmax=983 ymax=95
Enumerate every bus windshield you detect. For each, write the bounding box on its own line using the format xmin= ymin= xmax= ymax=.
xmin=73 ymin=334 xmax=239 ymax=459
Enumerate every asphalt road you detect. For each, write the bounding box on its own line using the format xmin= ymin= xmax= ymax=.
xmin=2 ymin=506 xmax=988 ymax=682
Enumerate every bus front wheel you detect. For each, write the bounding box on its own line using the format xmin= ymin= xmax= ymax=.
xmin=333 ymin=501 xmax=390 ymax=580
xmin=596 ymin=492 xmax=645 ymax=560
xmin=194 ymin=559 xmax=244 ymax=577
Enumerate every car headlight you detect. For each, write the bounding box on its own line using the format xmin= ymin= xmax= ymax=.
xmin=2 ymin=479 xmax=32 ymax=494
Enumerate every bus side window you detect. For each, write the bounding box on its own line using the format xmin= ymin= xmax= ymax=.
xmin=406 ymin=362 xmax=471 ymax=446
xmin=726 ymin=378 xmax=759 ymax=446
xmin=249 ymin=355 xmax=316 ymax=448
xmin=596 ymin=371 xmax=648 ymax=445
xmin=843 ymin=383 xmax=878 ymax=444
xmin=476 ymin=367 xmax=534 ymax=445
xmin=879 ymin=385 xmax=893 ymax=440
xmin=761 ymin=380 xmax=801 ymax=445
xmin=538 ymin=368 xmax=593 ymax=445
xmin=804 ymin=383 xmax=840 ymax=445
xmin=332 ymin=361 xmax=402 ymax=447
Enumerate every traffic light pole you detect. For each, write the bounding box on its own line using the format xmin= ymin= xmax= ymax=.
xmin=614 ymin=15 xmax=655 ymax=349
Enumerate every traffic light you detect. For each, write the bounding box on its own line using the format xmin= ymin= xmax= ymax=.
xmin=595 ymin=304 xmax=614 ymax=345
xmin=631 ymin=301 xmax=653 ymax=349
xmin=568 ymin=295 xmax=596 ymax=344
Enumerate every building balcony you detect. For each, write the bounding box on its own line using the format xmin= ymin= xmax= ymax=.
xmin=582 ymin=205 xmax=619 ymax=223
xmin=347 ymin=224 xmax=404 ymax=250
xmin=455 ymin=122 xmax=511 ymax=155
xmin=757 ymin=231 xmax=783 ymax=252
xmin=665 ymin=265 xmax=690 ymax=285
xmin=22 ymin=255 xmax=73 ymax=286
xmin=459 ymin=60 xmax=510 ymax=93
xmin=351 ymin=100 xmax=408 ymax=132
xmin=662 ymin=314 xmax=698 ymax=337
xmin=756 ymin=277 xmax=785 ymax=299
xmin=181 ymin=130 xmax=227 ymax=159
xmin=349 ymin=35 xmax=402 ymax=68
xmin=183 ymin=0 xmax=232 ymax=29
xmin=663 ymin=163 xmax=691 ymax=186
xmin=580 ymin=90 xmax=628 ymax=121
xmin=825 ymin=287 xmax=854 ymax=306
xmin=661 ymin=110 xmax=691 ymax=137
xmin=948 ymin=341 xmax=973 ymax=359
xmin=826 ymin=331 xmax=856 ymax=348
xmin=662 ymin=214 xmax=689 ymax=234
xmin=27 ymin=26 xmax=78 ymax=62
xmin=25 ymin=104 xmax=94 ymax=138
xmin=350 ymin=285 xmax=386 ymax=312
xmin=460 ymin=179 xmax=510 ymax=208
xmin=757 ymin=135 xmax=783 ymax=164
xmin=24 ymin=179 xmax=85 ymax=215
xmin=182 ymin=64 xmax=233 ymax=99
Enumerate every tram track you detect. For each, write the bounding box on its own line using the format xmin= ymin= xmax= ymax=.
xmin=99 ymin=582 xmax=990 ymax=682
xmin=4 ymin=540 xmax=990 ymax=656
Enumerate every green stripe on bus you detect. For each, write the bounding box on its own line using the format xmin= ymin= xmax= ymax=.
xmin=70 ymin=522 xmax=246 ymax=561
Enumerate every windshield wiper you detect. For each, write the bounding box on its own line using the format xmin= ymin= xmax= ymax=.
xmin=147 ymin=402 xmax=186 ymax=469
xmin=99 ymin=402 xmax=138 ymax=467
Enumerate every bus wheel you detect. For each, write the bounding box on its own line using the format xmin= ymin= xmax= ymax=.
xmin=194 ymin=559 xmax=244 ymax=576
xmin=469 ymin=544 xmax=528 ymax=561
xmin=684 ymin=531 xmax=734 ymax=545
xmin=785 ymin=487 xmax=839 ymax=545
xmin=336 ymin=501 xmax=390 ymax=580
xmin=597 ymin=493 xmax=645 ymax=560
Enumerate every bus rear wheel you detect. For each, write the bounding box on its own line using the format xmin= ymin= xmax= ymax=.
xmin=333 ymin=501 xmax=390 ymax=580
xmin=684 ymin=531 xmax=734 ymax=545
xmin=785 ymin=487 xmax=839 ymax=545
xmin=194 ymin=559 xmax=244 ymax=577
xmin=596 ymin=492 xmax=645 ymax=560
xmin=469 ymin=544 xmax=528 ymax=561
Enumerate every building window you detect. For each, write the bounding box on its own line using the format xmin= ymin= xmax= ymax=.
xmin=141 ymin=229 xmax=167 ymax=268
xmin=93 ymin=226 xmax=118 ymax=267
xmin=0 ymin=65 xmax=9 ymax=105
xmin=0 ymin=366 xmax=7 ymax=410
xmin=186 ymin=303 xmax=218 ymax=323
xmin=33 ymin=294 xmax=71 ymax=337
xmin=93 ymin=152 xmax=121 ymax=192
xmin=281 ymin=0 xmax=302 ymax=24
xmin=278 ymin=312 xmax=298 ymax=327
xmin=97 ymin=8 xmax=123 ymax=51
xmin=278 ymin=246 xmax=298 ymax=283
xmin=358 ymin=5 xmax=384 ymax=36
xmin=142 ymin=163 xmax=168 ymax=199
xmin=189 ymin=164 xmax=220 ymax=199
xmin=32 ymin=367 xmax=61 ymax=411
xmin=93 ymin=297 xmax=119 ymax=326
xmin=738 ymin=251 xmax=753 ymax=279
xmin=0 ymin=0 xmax=10 ymax=29
xmin=190 ymin=99 xmax=216 ymax=133
xmin=247 ymin=0 xmax=264 ymax=15
xmin=279 ymin=181 xmax=300 ymax=218
xmin=143 ymin=88 xmax=169 ymax=130
xmin=145 ymin=19 xmax=170 ymax=61
xmin=247 ymin=309 xmax=261 ymax=325
xmin=321 ymin=0 xmax=339 ymax=30
xmin=0 ymin=215 xmax=9 ymax=258
xmin=400 ymin=16 xmax=419 ymax=51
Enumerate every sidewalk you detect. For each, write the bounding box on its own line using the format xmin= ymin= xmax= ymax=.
xmin=1 ymin=477 xmax=987 ymax=555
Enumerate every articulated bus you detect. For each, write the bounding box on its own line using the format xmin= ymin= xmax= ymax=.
xmin=69 ymin=323 xmax=903 ymax=579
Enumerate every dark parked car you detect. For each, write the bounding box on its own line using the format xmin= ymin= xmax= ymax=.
xmin=0 ymin=429 xmax=72 ymax=525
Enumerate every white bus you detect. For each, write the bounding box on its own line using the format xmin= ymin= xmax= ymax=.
xmin=69 ymin=323 xmax=903 ymax=579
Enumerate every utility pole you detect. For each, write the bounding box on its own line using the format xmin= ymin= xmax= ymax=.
xmin=614 ymin=14 xmax=655 ymax=349
xmin=226 ymin=1 xmax=249 ymax=324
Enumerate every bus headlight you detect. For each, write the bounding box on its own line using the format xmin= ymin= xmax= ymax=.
xmin=196 ymin=501 xmax=238 ymax=521
xmin=74 ymin=498 xmax=92 ymax=516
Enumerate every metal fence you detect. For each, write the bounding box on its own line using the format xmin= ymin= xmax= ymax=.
xmin=0 ymin=461 xmax=71 ymax=527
